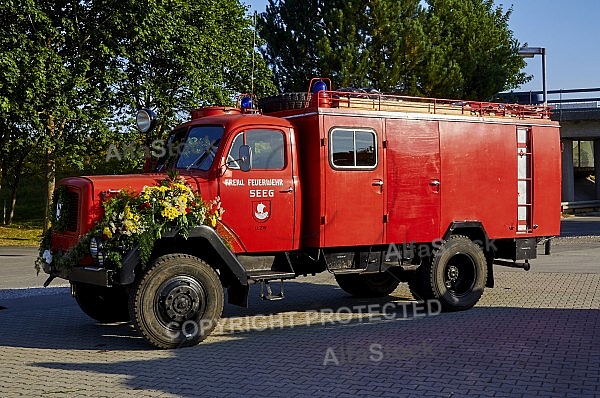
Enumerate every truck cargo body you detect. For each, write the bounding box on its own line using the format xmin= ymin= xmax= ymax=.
xmin=284 ymin=107 xmax=560 ymax=251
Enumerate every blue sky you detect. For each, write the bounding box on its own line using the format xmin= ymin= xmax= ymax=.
xmin=245 ymin=0 xmax=599 ymax=93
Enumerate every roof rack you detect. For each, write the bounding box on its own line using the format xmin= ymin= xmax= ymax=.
xmin=312 ymin=90 xmax=552 ymax=120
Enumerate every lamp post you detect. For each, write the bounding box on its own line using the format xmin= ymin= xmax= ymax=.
xmin=518 ymin=46 xmax=547 ymax=106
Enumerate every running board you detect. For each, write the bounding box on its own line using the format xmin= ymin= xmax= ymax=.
xmin=246 ymin=271 xmax=296 ymax=282
xmin=245 ymin=271 xmax=296 ymax=301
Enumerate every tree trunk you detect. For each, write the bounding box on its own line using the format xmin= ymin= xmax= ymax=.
xmin=0 ymin=160 xmax=4 ymax=225
xmin=8 ymin=180 xmax=17 ymax=225
xmin=7 ymin=157 xmax=24 ymax=225
xmin=43 ymin=115 xmax=63 ymax=232
xmin=44 ymin=148 xmax=56 ymax=233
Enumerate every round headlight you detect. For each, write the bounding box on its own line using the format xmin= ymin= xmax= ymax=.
xmin=97 ymin=250 xmax=106 ymax=267
xmin=136 ymin=108 xmax=157 ymax=133
xmin=90 ymin=237 xmax=101 ymax=259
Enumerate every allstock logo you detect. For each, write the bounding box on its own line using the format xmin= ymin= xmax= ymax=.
xmin=384 ymin=237 xmax=498 ymax=262
xmin=322 ymin=341 xmax=435 ymax=366
xmin=105 ymin=139 xmax=215 ymax=162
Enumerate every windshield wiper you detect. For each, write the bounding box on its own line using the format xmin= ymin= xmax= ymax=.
xmin=186 ymin=138 xmax=221 ymax=171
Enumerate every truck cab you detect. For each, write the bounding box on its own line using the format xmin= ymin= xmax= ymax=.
xmin=155 ymin=107 xmax=302 ymax=254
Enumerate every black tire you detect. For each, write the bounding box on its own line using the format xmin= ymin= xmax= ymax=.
xmin=419 ymin=235 xmax=487 ymax=311
xmin=335 ymin=272 xmax=400 ymax=298
xmin=258 ymin=92 xmax=310 ymax=113
xmin=406 ymin=267 xmax=432 ymax=302
xmin=129 ymin=254 xmax=224 ymax=349
xmin=73 ymin=282 xmax=130 ymax=323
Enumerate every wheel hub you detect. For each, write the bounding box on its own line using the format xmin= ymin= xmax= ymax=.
xmin=446 ymin=265 xmax=459 ymax=288
xmin=160 ymin=277 xmax=205 ymax=322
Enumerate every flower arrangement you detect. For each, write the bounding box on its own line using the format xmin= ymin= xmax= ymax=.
xmin=36 ymin=173 xmax=224 ymax=272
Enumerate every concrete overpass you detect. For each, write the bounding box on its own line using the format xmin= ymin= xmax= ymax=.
xmin=509 ymin=88 xmax=600 ymax=208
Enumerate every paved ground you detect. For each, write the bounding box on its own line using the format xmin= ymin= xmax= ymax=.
xmin=0 ymin=218 xmax=599 ymax=397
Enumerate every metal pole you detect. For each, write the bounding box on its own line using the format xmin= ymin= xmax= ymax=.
xmin=541 ymin=48 xmax=547 ymax=106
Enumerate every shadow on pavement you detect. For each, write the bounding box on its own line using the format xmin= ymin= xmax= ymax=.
xmin=0 ymin=278 xmax=599 ymax=396
xmin=30 ymin=305 xmax=600 ymax=397
xmin=0 ymin=281 xmax=416 ymax=351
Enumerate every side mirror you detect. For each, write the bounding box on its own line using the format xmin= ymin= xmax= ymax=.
xmin=239 ymin=145 xmax=252 ymax=172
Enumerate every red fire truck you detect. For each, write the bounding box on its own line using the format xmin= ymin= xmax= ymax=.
xmin=40 ymin=79 xmax=561 ymax=348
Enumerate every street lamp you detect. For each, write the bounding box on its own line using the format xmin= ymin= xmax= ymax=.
xmin=518 ymin=46 xmax=547 ymax=106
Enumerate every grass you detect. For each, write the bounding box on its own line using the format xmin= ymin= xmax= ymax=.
xmin=0 ymin=173 xmax=47 ymax=247
xmin=0 ymin=224 xmax=43 ymax=247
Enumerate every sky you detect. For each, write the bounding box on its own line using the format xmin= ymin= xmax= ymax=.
xmin=245 ymin=0 xmax=599 ymax=96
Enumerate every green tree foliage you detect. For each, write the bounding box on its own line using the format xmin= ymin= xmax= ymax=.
xmin=103 ymin=0 xmax=275 ymax=141
xmin=258 ymin=0 xmax=326 ymax=92
xmin=258 ymin=0 xmax=529 ymax=99
xmin=421 ymin=0 xmax=529 ymax=99
xmin=0 ymin=0 xmax=274 ymax=226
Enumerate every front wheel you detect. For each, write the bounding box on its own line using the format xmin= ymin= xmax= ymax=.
xmin=335 ymin=272 xmax=400 ymax=298
xmin=419 ymin=235 xmax=487 ymax=311
xmin=129 ymin=254 xmax=224 ymax=349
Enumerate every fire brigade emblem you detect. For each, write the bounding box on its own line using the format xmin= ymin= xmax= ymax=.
xmin=253 ymin=201 xmax=271 ymax=222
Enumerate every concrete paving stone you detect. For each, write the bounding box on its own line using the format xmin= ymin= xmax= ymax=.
xmin=1 ymin=244 xmax=600 ymax=398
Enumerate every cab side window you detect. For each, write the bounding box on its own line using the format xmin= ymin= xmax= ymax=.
xmin=227 ymin=129 xmax=285 ymax=170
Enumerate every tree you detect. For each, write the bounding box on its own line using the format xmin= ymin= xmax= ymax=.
xmin=0 ymin=0 xmax=275 ymax=227
xmin=420 ymin=0 xmax=529 ymax=100
xmin=258 ymin=0 xmax=327 ymax=92
xmin=258 ymin=0 xmax=529 ymax=99
xmin=317 ymin=0 xmax=429 ymax=93
xmin=104 ymin=0 xmax=275 ymax=141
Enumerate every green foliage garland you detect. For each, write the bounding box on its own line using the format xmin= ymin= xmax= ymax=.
xmin=36 ymin=175 xmax=224 ymax=273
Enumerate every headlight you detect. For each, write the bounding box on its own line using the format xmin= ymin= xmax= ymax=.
xmin=90 ymin=237 xmax=101 ymax=259
xmin=136 ymin=108 xmax=157 ymax=133
xmin=97 ymin=250 xmax=106 ymax=267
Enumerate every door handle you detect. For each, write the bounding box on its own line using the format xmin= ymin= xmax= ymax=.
xmin=372 ymin=180 xmax=384 ymax=187
xmin=280 ymin=187 xmax=293 ymax=193
xmin=429 ymin=180 xmax=440 ymax=187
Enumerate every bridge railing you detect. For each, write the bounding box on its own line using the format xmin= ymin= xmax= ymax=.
xmin=502 ymin=88 xmax=600 ymax=121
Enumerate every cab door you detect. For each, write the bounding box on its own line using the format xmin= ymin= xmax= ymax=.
xmin=218 ymin=128 xmax=296 ymax=253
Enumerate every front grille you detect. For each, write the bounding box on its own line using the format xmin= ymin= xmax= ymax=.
xmin=65 ymin=191 xmax=79 ymax=232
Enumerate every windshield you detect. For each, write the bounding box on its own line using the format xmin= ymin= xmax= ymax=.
xmin=155 ymin=128 xmax=186 ymax=172
xmin=176 ymin=126 xmax=224 ymax=171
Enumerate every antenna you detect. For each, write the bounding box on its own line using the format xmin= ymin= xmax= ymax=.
xmin=251 ymin=11 xmax=256 ymax=95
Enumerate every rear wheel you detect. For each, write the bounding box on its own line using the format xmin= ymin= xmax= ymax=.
xmin=335 ymin=272 xmax=400 ymax=298
xmin=73 ymin=282 xmax=129 ymax=323
xmin=418 ymin=235 xmax=487 ymax=311
xmin=406 ymin=268 xmax=431 ymax=302
xmin=129 ymin=254 xmax=224 ymax=349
